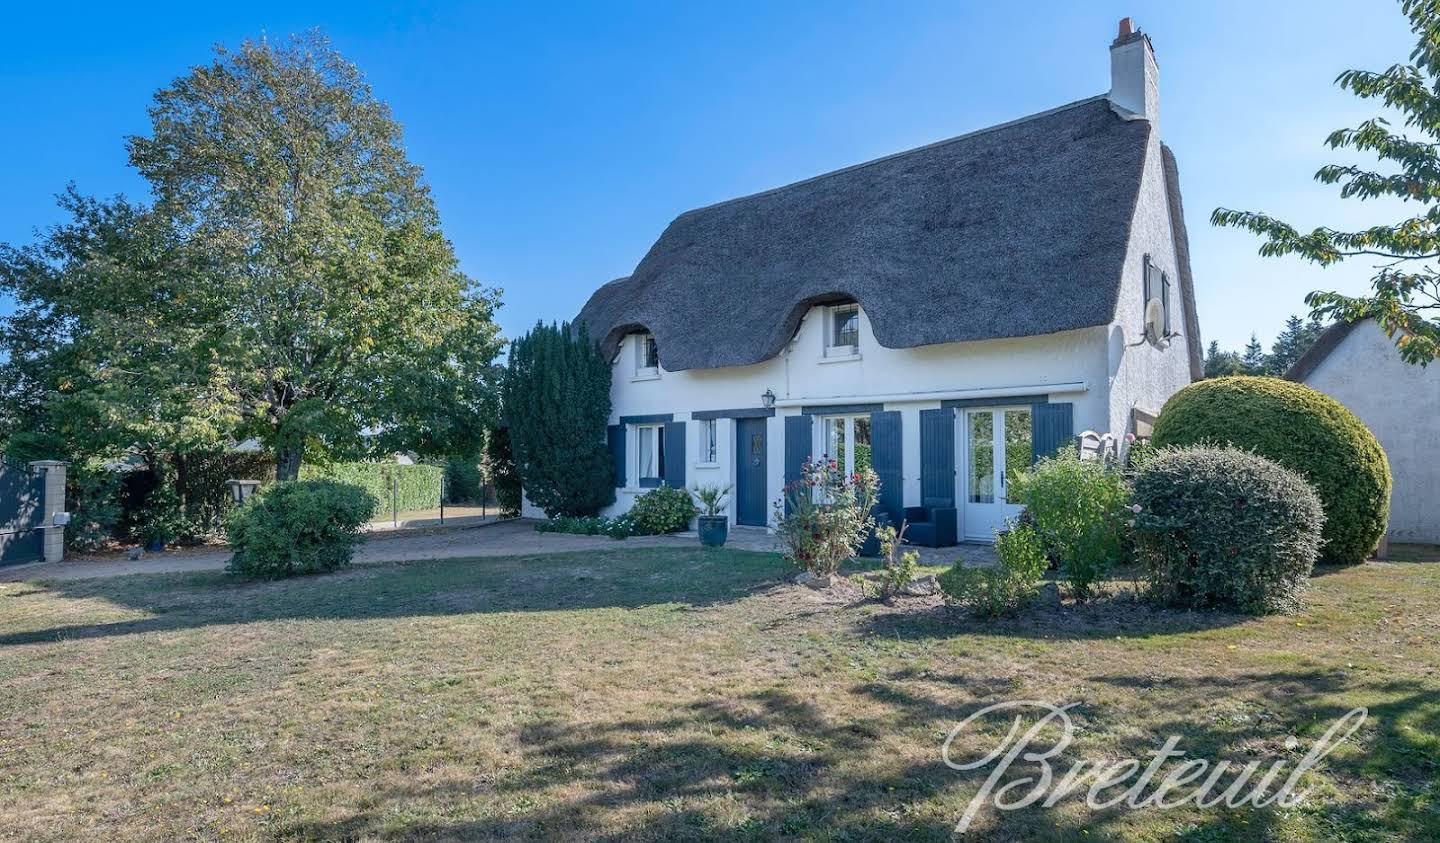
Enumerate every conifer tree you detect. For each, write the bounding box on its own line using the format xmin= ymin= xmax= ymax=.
xmin=501 ymin=322 xmax=615 ymax=517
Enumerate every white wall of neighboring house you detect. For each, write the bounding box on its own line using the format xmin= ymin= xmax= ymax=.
xmin=1300 ymin=319 xmax=1440 ymax=544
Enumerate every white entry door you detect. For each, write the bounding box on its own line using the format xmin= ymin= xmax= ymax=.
xmin=960 ymin=408 xmax=1032 ymax=540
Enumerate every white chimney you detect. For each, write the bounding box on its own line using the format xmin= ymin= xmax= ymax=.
xmin=1108 ymin=17 xmax=1159 ymax=133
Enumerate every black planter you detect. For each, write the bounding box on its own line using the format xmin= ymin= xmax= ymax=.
xmin=698 ymin=516 xmax=728 ymax=547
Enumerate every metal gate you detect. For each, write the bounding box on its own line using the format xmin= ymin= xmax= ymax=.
xmin=0 ymin=464 xmax=47 ymax=567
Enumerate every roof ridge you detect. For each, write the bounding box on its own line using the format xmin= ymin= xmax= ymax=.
xmin=676 ymin=94 xmax=1112 ymax=218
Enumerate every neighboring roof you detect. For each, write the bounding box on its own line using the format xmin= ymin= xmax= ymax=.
xmin=1286 ymin=319 xmax=1363 ymax=383
xmin=577 ymin=96 xmax=1167 ymax=371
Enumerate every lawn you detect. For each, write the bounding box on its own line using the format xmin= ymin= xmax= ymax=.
xmin=0 ymin=546 xmax=1436 ymax=842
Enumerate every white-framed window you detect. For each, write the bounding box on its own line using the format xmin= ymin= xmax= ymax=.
xmin=636 ymin=423 xmax=665 ymax=486
xmin=819 ymin=414 xmax=872 ymax=477
xmin=823 ymin=304 xmax=860 ymax=358
xmin=698 ymin=418 xmax=718 ymax=464
xmin=1142 ymin=255 xmax=1173 ymax=339
xmin=635 ymin=333 xmax=660 ymax=378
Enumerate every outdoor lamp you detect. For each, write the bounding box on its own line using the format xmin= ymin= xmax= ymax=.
xmin=226 ymin=479 xmax=261 ymax=506
xmin=761 ymin=389 xmax=776 ymax=409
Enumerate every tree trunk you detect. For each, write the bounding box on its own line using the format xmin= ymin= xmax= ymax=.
xmin=277 ymin=446 xmax=304 ymax=482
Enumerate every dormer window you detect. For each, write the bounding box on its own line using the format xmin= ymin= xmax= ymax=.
xmin=824 ymin=304 xmax=860 ymax=359
xmin=634 ymin=333 xmax=660 ymax=378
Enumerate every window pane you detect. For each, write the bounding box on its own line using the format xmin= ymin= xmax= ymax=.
xmin=643 ymin=336 xmax=659 ymax=368
xmin=657 ymin=428 xmax=666 ymax=480
xmin=638 ymin=428 xmax=655 ymax=478
xmin=832 ymin=307 xmax=859 ymax=349
xmin=703 ymin=420 xmax=717 ymax=462
xmin=968 ymin=412 xmax=994 ymax=504
xmin=1003 ymin=409 xmax=1032 ymax=493
xmin=852 ymin=416 xmax=872 ymax=476
xmin=824 ymin=417 xmax=845 ymax=466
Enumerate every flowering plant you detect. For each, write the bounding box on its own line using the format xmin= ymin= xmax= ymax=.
xmin=772 ymin=457 xmax=879 ymax=576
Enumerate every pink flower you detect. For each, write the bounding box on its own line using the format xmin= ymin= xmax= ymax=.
xmin=1130 ymin=503 xmax=1143 ymax=514
xmin=1125 ymin=433 xmax=1137 ymax=443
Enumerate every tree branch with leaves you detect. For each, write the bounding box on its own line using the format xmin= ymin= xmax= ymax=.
xmin=1213 ymin=0 xmax=1440 ymax=364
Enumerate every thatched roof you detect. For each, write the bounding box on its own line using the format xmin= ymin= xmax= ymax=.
xmin=579 ymin=95 xmax=1196 ymax=372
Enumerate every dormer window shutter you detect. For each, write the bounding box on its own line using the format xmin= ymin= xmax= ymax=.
xmin=1142 ymin=254 xmax=1154 ymax=318
xmin=1161 ymin=271 xmax=1172 ymax=335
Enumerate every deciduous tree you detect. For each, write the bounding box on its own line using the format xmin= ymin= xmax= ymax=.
xmin=1213 ymin=0 xmax=1440 ymax=364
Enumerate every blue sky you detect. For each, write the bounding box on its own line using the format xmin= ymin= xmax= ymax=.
xmin=0 ymin=1 xmax=1418 ymax=352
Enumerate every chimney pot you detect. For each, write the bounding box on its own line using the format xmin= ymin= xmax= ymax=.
xmin=1118 ymin=17 xmax=1133 ymax=38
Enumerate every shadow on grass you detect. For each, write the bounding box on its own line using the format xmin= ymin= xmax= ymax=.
xmin=275 ymin=669 xmax=1439 ymax=842
xmin=0 ymin=547 xmax=792 ymax=646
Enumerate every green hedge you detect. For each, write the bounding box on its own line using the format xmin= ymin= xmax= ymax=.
xmin=299 ymin=462 xmax=442 ymax=514
xmin=227 ymin=480 xmax=377 ymax=578
xmin=1152 ymin=376 xmax=1391 ymax=565
xmin=1133 ymin=446 xmax=1325 ymax=614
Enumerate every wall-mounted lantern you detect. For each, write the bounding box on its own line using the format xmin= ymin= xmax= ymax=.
xmin=226 ymin=479 xmax=262 ymax=506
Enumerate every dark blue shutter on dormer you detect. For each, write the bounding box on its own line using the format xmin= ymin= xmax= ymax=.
xmin=1162 ymin=272 xmax=1172 ymax=334
xmin=664 ymin=421 xmax=686 ymax=488
xmin=1031 ymin=403 xmax=1074 ymax=463
xmin=607 ymin=425 xmax=626 ymax=488
xmin=870 ymin=410 xmax=903 ymax=523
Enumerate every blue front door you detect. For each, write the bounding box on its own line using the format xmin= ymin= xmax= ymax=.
xmin=735 ymin=418 xmax=768 ymax=526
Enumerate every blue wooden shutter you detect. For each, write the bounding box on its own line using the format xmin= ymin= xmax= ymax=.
xmin=920 ymin=408 xmax=955 ymax=506
xmin=783 ymin=415 xmax=813 ymax=512
xmin=870 ymin=410 xmax=903 ymax=522
xmin=664 ymin=421 xmax=686 ymax=488
xmin=607 ymin=424 xmax=626 ymax=488
xmin=1031 ymin=403 xmax=1074 ymax=463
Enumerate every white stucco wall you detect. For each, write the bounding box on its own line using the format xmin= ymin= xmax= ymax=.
xmin=522 ymin=306 xmax=1114 ymax=527
xmin=1301 ymin=320 xmax=1440 ymax=544
xmin=1104 ymin=131 xmax=1195 ymax=438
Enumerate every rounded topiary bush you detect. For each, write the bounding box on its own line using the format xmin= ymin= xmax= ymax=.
xmin=1152 ymin=376 xmax=1390 ymax=564
xmin=226 ymin=480 xmax=377 ymax=579
xmin=1133 ymin=446 xmax=1325 ymax=614
xmin=627 ymin=484 xmax=697 ymax=535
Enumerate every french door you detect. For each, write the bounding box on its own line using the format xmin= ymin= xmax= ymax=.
xmin=959 ymin=408 xmax=1031 ymax=540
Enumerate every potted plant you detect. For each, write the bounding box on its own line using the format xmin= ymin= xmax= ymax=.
xmin=692 ymin=484 xmax=732 ymax=547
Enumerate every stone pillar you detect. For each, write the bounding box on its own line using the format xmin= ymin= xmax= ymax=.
xmin=29 ymin=460 xmax=67 ymax=563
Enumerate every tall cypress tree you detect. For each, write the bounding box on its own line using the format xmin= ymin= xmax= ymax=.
xmin=501 ymin=321 xmax=615 ymax=517
xmin=1241 ymin=334 xmax=1269 ymax=374
xmin=1269 ymin=315 xmax=1310 ymax=374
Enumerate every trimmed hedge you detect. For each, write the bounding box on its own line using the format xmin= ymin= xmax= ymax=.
xmin=1132 ymin=446 xmax=1325 ymax=614
xmin=1152 ymin=376 xmax=1391 ymax=565
xmin=299 ymin=462 xmax=442 ymax=514
xmin=628 ymin=485 xmax=697 ymax=535
xmin=227 ymin=480 xmax=377 ymax=578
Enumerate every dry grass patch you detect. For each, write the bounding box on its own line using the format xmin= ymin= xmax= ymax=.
xmin=0 ymin=546 xmax=1437 ymax=841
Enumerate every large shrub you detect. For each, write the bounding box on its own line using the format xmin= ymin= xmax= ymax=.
xmin=1132 ymin=446 xmax=1325 ymax=614
xmin=501 ymin=321 xmax=615 ymax=517
xmin=938 ymin=523 xmax=1047 ymax=617
xmin=628 ymin=484 xmax=697 ymax=535
xmin=1009 ymin=450 xmax=1130 ymax=599
xmin=299 ymin=462 xmax=442 ymax=514
xmin=227 ymin=480 xmax=377 ymax=578
xmin=1152 ymin=376 xmax=1390 ymax=564
xmin=773 ymin=459 xmax=878 ymax=577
